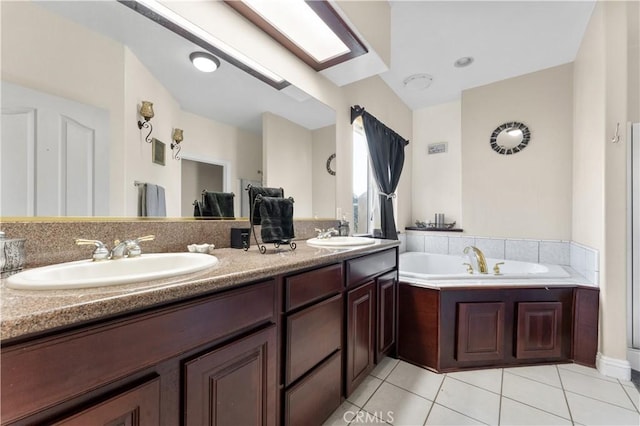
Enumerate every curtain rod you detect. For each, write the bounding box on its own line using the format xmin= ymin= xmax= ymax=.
xmin=350 ymin=105 xmax=409 ymax=145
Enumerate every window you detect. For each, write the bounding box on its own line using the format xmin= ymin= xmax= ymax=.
xmin=352 ymin=118 xmax=379 ymax=235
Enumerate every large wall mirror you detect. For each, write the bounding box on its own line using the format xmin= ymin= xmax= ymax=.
xmin=1 ymin=1 xmax=336 ymax=219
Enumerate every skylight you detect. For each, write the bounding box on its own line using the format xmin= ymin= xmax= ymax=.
xmin=241 ymin=0 xmax=349 ymax=62
xmin=226 ymin=0 xmax=367 ymax=71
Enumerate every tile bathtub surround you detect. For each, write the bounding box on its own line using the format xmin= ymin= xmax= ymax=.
xmin=570 ymin=241 xmax=600 ymax=285
xmin=0 ymin=219 xmax=338 ymax=268
xmin=328 ymin=358 xmax=640 ymax=426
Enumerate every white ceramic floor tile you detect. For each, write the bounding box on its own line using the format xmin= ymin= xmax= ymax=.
xmin=559 ymin=368 xmax=636 ymax=410
xmin=503 ymin=365 xmax=561 ymax=388
xmin=446 ymin=368 xmax=503 ymax=394
xmin=386 ymin=360 xmax=444 ymax=401
xmin=501 ymin=371 xmax=570 ymax=420
xmin=347 ymin=375 xmax=383 ymax=408
xmin=323 ymin=402 xmax=360 ymax=426
xmin=425 ymin=403 xmax=485 ymax=425
xmin=556 ymin=363 xmax=618 ymax=383
xmin=622 ymin=384 xmax=640 ymax=412
xmin=363 ymin=382 xmax=432 ymax=426
xmin=371 ymin=357 xmax=400 ymax=380
xmin=435 ymin=377 xmax=500 ymax=425
xmin=566 ymin=392 xmax=640 ymax=425
xmin=500 ymin=397 xmax=572 ymax=425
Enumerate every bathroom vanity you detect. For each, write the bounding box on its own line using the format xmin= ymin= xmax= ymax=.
xmin=0 ymin=242 xmax=399 ymax=426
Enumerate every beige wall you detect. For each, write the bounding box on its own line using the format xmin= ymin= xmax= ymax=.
xmin=412 ymin=101 xmax=462 ymax=225
xmin=262 ymin=113 xmax=313 ymax=218
xmin=573 ymin=0 xmax=637 ymax=368
xmin=312 ymin=125 xmax=337 ymax=218
xmin=181 ymin=160 xmax=223 ymax=216
xmin=1 ymin=1 xmax=126 ymax=215
xmin=461 ymin=64 xmax=574 ymax=240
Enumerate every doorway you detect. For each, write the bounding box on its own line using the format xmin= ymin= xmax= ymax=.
xmin=181 ymin=159 xmax=224 ymax=217
xmin=630 ymin=122 xmax=640 ymax=370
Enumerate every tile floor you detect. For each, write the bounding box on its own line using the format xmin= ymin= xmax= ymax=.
xmin=323 ymin=359 xmax=640 ymax=426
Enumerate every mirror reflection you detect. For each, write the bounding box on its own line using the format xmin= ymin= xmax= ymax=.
xmin=0 ymin=1 xmax=336 ymax=219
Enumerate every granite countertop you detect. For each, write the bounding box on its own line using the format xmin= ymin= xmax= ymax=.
xmin=0 ymin=239 xmax=399 ymax=342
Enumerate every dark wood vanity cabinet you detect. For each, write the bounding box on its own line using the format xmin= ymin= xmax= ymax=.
xmin=346 ymin=281 xmax=376 ymax=396
xmin=282 ymin=264 xmax=343 ymax=426
xmin=376 ymin=271 xmax=397 ymax=362
xmin=399 ymin=284 xmax=598 ymax=372
xmin=1 ymin=280 xmax=278 ymax=425
xmin=0 ymin=246 xmax=401 ymax=426
xmin=183 ymin=326 xmax=276 ymax=426
xmin=345 ymin=249 xmax=398 ymax=397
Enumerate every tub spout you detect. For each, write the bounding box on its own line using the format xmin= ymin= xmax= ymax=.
xmin=463 ymin=246 xmax=488 ymax=274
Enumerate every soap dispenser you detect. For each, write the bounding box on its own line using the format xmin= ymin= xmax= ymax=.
xmin=0 ymin=231 xmax=26 ymax=277
xmin=338 ymin=216 xmax=350 ymax=236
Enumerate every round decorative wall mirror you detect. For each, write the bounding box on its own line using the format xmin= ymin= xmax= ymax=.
xmin=490 ymin=122 xmax=531 ymax=155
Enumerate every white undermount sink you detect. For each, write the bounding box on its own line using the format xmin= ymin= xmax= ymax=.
xmin=306 ymin=236 xmax=376 ymax=248
xmin=6 ymin=253 xmax=219 ymax=290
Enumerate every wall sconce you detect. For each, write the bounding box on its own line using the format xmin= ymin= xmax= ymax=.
xmin=171 ymin=128 xmax=183 ymax=160
xmin=137 ymin=101 xmax=155 ymax=143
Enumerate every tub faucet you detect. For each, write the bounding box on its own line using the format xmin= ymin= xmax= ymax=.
xmin=463 ymin=246 xmax=488 ymax=274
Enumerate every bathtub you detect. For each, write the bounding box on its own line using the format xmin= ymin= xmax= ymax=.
xmin=399 ymin=252 xmax=571 ymax=282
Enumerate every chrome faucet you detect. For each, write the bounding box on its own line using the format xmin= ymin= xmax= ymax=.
xmin=463 ymin=246 xmax=488 ymax=274
xmin=75 ymin=235 xmax=155 ymax=261
xmin=111 ymin=235 xmax=155 ymax=259
xmin=75 ymin=239 xmax=110 ymax=261
xmin=315 ymin=228 xmax=338 ymax=239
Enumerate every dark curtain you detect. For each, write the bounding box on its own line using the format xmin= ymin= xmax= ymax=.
xmin=351 ymin=105 xmax=409 ymax=240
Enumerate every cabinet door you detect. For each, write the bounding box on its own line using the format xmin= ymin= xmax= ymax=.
xmin=184 ymin=326 xmax=276 ymax=426
xmin=457 ymin=302 xmax=505 ymax=362
xmin=52 ymin=377 xmax=160 ymax=426
xmin=516 ymin=302 xmax=562 ymax=359
xmin=346 ymin=281 xmax=375 ymax=396
xmin=376 ymin=272 xmax=397 ymax=362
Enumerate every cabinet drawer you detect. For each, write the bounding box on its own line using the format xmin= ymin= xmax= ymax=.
xmin=284 ymin=350 xmax=342 ymax=426
xmin=52 ymin=377 xmax=160 ymax=426
xmin=286 ymin=294 xmax=342 ymax=385
xmin=285 ymin=264 xmax=342 ymax=311
xmin=346 ymin=249 xmax=397 ymax=288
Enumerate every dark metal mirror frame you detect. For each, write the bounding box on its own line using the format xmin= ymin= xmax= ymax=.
xmin=490 ymin=122 xmax=531 ymax=155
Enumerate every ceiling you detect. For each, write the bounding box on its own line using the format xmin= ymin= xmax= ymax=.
xmin=37 ymin=0 xmax=596 ymax=130
xmin=379 ymin=1 xmax=596 ymax=110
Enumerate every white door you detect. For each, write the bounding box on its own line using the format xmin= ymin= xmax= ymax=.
xmin=1 ymin=82 xmax=109 ymax=216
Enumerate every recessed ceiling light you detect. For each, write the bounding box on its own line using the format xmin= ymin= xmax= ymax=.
xmin=403 ymin=74 xmax=433 ymax=91
xmin=190 ymin=52 xmax=220 ymax=73
xmin=454 ymin=56 xmax=474 ymax=68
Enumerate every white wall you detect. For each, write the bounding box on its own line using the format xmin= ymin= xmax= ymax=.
xmin=262 ymin=112 xmax=313 ymax=218
xmin=573 ymin=0 xmax=638 ymax=374
xmin=461 ymin=64 xmax=574 ymax=240
xmin=412 ymin=101 xmax=462 ymax=226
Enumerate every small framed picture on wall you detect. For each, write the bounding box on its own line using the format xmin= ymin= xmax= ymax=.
xmin=152 ymin=138 xmax=165 ymax=166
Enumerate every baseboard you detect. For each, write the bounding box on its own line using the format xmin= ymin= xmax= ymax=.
xmin=596 ymin=352 xmax=632 ymax=380
xmin=627 ymin=347 xmax=640 ymax=372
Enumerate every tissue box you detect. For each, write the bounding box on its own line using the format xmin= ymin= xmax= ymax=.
xmin=230 ymin=228 xmax=250 ymax=249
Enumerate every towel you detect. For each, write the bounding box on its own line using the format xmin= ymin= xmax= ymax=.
xmin=248 ymin=186 xmax=284 ymax=225
xmin=258 ymin=196 xmax=295 ymax=243
xmin=138 ymin=183 xmax=166 ymax=217
xmin=202 ymin=191 xmax=235 ymax=218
